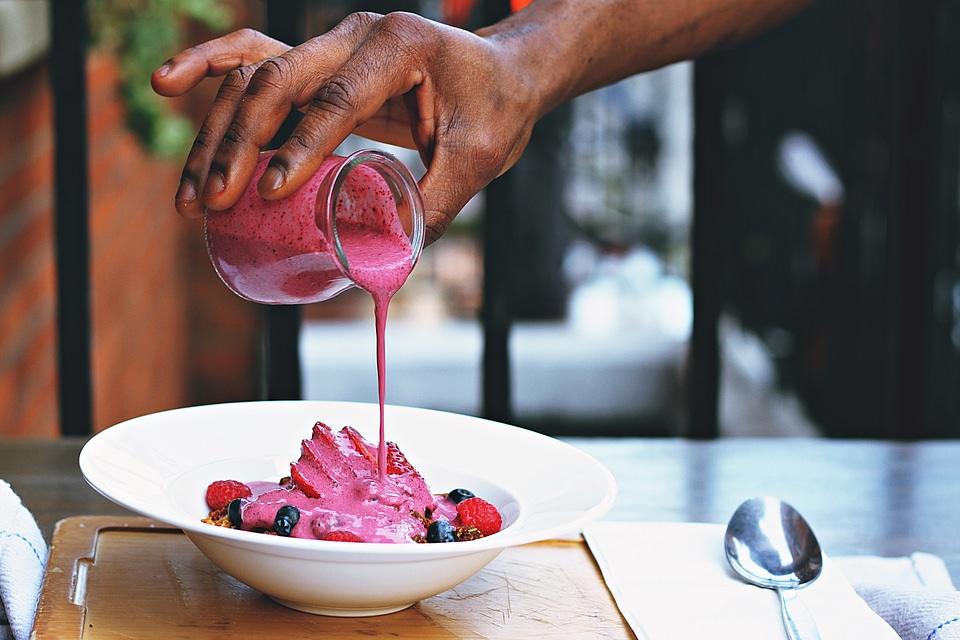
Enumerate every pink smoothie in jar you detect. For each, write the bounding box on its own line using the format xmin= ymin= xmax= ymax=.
xmin=204 ymin=149 xmax=424 ymax=306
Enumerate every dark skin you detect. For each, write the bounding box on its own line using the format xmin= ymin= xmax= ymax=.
xmin=151 ymin=0 xmax=815 ymax=243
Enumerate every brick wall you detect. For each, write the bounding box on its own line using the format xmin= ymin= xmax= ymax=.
xmin=0 ymin=51 xmax=261 ymax=437
xmin=0 ymin=60 xmax=58 ymax=437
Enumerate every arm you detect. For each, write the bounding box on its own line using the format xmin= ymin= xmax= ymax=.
xmin=152 ymin=0 xmax=815 ymax=242
xmin=479 ymin=0 xmax=816 ymax=118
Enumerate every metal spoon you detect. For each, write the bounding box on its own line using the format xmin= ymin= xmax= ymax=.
xmin=724 ymin=496 xmax=824 ymax=640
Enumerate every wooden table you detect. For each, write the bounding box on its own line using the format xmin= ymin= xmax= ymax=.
xmin=567 ymin=437 xmax=960 ymax=585
xmin=3 ymin=436 xmax=958 ymax=583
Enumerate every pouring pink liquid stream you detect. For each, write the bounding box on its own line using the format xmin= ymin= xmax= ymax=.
xmin=205 ymin=151 xmax=422 ymax=478
xmin=341 ymin=216 xmax=411 ymax=480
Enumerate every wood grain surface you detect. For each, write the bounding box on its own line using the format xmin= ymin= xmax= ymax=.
xmin=33 ymin=517 xmax=633 ymax=639
xmin=6 ymin=435 xmax=960 ymax=635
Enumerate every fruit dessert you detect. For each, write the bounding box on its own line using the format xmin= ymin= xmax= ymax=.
xmin=202 ymin=421 xmax=502 ymax=543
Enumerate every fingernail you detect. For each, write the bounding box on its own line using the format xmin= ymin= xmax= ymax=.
xmin=204 ymin=172 xmax=226 ymax=197
xmin=155 ymin=61 xmax=171 ymax=77
xmin=261 ymin=165 xmax=285 ymax=192
xmin=176 ymin=178 xmax=197 ymax=203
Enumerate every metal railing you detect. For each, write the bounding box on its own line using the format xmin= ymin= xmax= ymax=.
xmin=49 ymin=0 xmax=956 ymax=438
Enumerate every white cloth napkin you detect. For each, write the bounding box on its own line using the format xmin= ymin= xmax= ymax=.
xmin=834 ymin=553 xmax=960 ymax=640
xmin=0 ymin=480 xmax=47 ymax=640
xmin=583 ymin=521 xmax=900 ymax=639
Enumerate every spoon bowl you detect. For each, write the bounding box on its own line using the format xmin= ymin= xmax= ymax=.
xmin=724 ymin=496 xmax=824 ymax=639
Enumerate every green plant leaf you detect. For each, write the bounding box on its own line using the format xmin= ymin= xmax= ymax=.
xmin=88 ymin=0 xmax=235 ymax=157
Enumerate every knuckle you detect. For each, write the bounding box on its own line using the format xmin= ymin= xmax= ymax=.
xmin=377 ymin=11 xmax=427 ymax=35
xmin=236 ymin=27 xmax=262 ymax=42
xmin=312 ymin=76 xmax=358 ymax=117
xmin=217 ymin=66 xmax=256 ymax=99
xmin=221 ymin=66 xmax=251 ymax=88
xmin=190 ymin=127 xmax=218 ymax=154
xmin=338 ymin=11 xmax=383 ymax=34
xmin=375 ymin=12 xmax=433 ymax=56
xmin=247 ymin=57 xmax=291 ymax=94
xmin=425 ymin=210 xmax=454 ymax=244
xmin=282 ymin=131 xmax=316 ymax=154
xmin=221 ymin=119 xmax=252 ymax=148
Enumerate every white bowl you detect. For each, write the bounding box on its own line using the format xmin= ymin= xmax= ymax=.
xmin=80 ymin=401 xmax=617 ymax=616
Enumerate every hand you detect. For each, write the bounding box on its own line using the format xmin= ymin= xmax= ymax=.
xmin=151 ymin=15 xmax=539 ymax=243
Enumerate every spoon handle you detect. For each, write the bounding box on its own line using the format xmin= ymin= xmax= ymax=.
xmin=777 ymin=588 xmax=821 ymax=640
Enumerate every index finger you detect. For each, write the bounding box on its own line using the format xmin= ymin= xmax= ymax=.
xmin=152 ymin=29 xmax=290 ymax=97
xmin=199 ymin=16 xmax=382 ymax=210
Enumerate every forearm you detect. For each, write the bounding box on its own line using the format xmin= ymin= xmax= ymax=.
xmin=478 ymin=0 xmax=817 ymax=118
xmin=150 ymin=1 xmax=816 ymax=236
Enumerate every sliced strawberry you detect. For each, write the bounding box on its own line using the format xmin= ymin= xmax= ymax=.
xmin=323 ymin=530 xmax=364 ymax=543
xmin=205 ymin=479 xmax=252 ymax=511
xmin=341 ymin=426 xmax=380 ymax=467
xmin=456 ymin=497 xmax=502 ymax=536
xmin=289 ymin=464 xmax=322 ymax=498
xmin=291 ymin=421 xmax=354 ymax=497
xmin=380 ymin=440 xmax=423 ymax=478
xmin=345 ymin=428 xmax=419 ymax=478
xmin=288 ymin=422 xmax=429 ymax=508
xmin=311 ymin=420 xmax=337 ymax=445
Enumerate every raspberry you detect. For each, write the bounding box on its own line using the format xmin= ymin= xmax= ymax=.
xmin=205 ymin=479 xmax=252 ymax=511
xmin=323 ymin=530 xmax=364 ymax=543
xmin=456 ymin=497 xmax=502 ymax=537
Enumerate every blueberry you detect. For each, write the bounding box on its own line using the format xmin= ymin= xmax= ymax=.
xmin=447 ymin=488 xmax=476 ymax=504
xmin=273 ymin=505 xmax=301 ymax=537
xmin=227 ymin=499 xmax=243 ymax=528
xmin=426 ymin=520 xmax=457 ymax=543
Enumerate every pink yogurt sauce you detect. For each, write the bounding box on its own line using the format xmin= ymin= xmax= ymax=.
xmin=237 ymin=423 xmax=456 ymax=543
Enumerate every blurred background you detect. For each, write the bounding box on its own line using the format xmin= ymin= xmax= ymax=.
xmin=1 ymin=0 xmax=958 ymax=439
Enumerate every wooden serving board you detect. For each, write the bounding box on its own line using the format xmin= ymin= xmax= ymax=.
xmin=33 ymin=517 xmax=635 ymax=639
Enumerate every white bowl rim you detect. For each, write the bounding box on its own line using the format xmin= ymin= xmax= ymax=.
xmin=80 ymin=400 xmax=618 ymax=557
